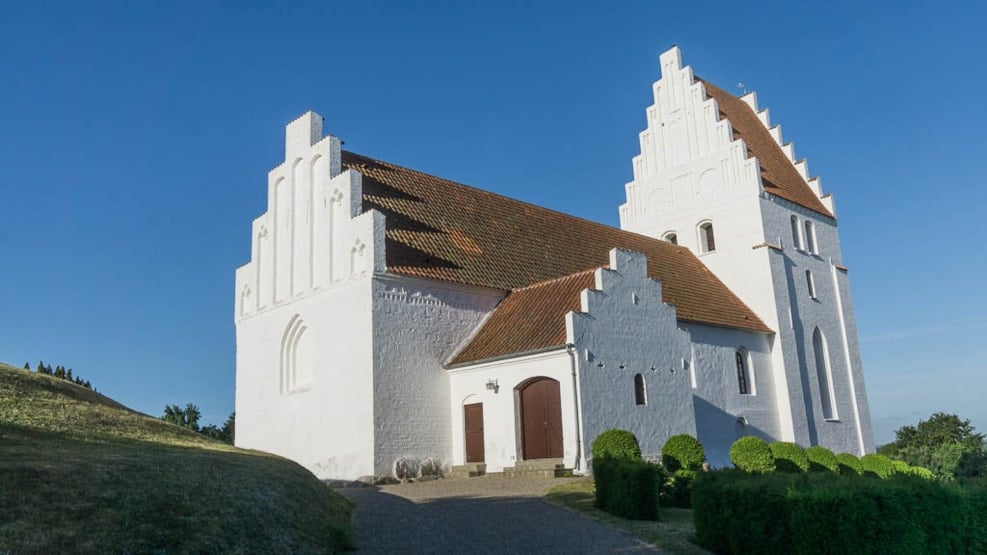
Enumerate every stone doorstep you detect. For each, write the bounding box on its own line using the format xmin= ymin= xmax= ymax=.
xmin=501 ymin=458 xmax=572 ymax=478
xmin=446 ymin=463 xmax=487 ymax=479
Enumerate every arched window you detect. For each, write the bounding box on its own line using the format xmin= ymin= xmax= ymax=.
xmin=663 ymin=232 xmax=678 ymax=245
xmin=790 ymin=215 xmax=803 ymax=250
xmin=735 ymin=348 xmax=752 ymax=395
xmin=812 ymin=328 xmax=837 ymax=420
xmin=699 ymin=222 xmax=716 ymax=253
xmin=634 ymin=373 xmax=647 ymax=405
xmin=806 ymin=270 xmax=816 ymax=299
xmin=804 ymin=220 xmax=817 ymax=254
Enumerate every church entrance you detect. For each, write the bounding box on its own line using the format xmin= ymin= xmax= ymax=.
xmin=519 ymin=377 xmax=563 ymax=460
xmin=464 ymin=403 xmax=485 ymax=463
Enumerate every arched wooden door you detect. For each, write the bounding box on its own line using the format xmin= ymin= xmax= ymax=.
xmin=519 ymin=377 xmax=563 ymax=460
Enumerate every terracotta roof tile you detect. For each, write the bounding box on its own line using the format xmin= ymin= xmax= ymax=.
xmin=699 ymin=78 xmax=834 ymax=218
xmin=342 ymin=152 xmax=771 ymax=338
xmin=450 ymin=270 xmax=596 ymax=365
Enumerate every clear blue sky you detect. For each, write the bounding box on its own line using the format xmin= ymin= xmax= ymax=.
xmin=2 ymin=1 xmax=985 ymax=445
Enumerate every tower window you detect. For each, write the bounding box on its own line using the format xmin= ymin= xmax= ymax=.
xmin=699 ymin=222 xmax=716 ymax=253
xmin=806 ymin=270 xmax=816 ymax=299
xmin=804 ymin=220 xmax=817 ymax=254
xmin=663 ymin=232 xmax=678 ymax=245
xmin=790 ymin=215 xmax=803 ymax=250
xmin=813 ymin=328 xmax=837 ymax=420
xmin=634 ymin=373 xmax=647 ymax=405
xmin=736 ymin=348 xmax=752 ymax=395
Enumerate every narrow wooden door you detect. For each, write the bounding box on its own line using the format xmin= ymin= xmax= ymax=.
xmin=520 ymin=378 xmax=563 ymax=460
xmin=464 ymin=403 xmax=485 ymax=463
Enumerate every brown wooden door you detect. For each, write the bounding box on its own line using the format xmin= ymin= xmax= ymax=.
xmin=520 ymin=378 xmax=563 ymax=460
xmin=464 ymin=403 xmax=485 ymax=463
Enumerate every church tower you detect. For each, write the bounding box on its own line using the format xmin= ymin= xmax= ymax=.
xmin=619 ymin=47 xmax=874 ymax=454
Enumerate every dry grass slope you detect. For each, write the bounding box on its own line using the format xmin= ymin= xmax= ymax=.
xmin=0 ymin=363 xmax=352 ymax=553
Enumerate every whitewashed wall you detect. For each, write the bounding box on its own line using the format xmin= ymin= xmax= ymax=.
xmin=760 ymin=198 xmax=873 ymax=455
xmin=685 ymin=324 xmax=777 ymax=467
xmin=568 ymin=249 xmax=697 ymax=466
xmin=235 ymin=112 xmax=388 ymax=480
xmin=371 ymin=275 xmax=503 ymax=476
xmin=447 ymin=350 xmax=576 ymax=472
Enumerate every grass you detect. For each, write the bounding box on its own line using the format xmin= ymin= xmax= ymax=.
xmin=0 ymin=362 xmax=352 ymax=553
xmin=546 ymin=478 xmax=710 ymax=554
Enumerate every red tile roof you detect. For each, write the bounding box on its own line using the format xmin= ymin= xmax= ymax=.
xmin=450 ymin=270 xmax=596 ymax=365
xmin=699 ymin=78 xmax=834 ymax=219
xmin=342 ymin=152 xmax=771 ymax=341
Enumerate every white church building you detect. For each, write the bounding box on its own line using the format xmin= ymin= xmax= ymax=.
xmin=234 ymin=47 xmax=874 ymax=480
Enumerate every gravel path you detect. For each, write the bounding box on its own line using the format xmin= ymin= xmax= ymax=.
xmin=337 ymin=475 xmax=660 ymax=553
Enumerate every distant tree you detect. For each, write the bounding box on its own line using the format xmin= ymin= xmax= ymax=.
xmin=222 ymin=412 xmax=235 ymax=444
xmin=879 ymin=412 xmax=986 ymax=481
xmin=162 ymin=403 xmax=202 ymax=431
xmin=23 ymin=362 xmax=30 ymax=370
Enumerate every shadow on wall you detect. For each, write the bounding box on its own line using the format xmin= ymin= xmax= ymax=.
xmin=782 ymin=254 xmax=818 ymax=446
xmin=693 ymin=396 xmax=769 ymax=468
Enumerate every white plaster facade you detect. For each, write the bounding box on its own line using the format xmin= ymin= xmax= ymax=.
xmin=234 ymin=47 xmax=874 ymax=479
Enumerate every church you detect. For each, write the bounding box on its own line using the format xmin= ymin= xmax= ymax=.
xmin=233 ymin=47 xmax=875 ymax=480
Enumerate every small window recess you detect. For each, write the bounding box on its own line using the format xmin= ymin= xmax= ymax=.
xmin=736 ymin=347 xmax=754 ymax=395
xmin=806 ymin=270 xmax=817 ymax=299
xmin=804 ymin=220 xmax=818 ymax=255
xmin=634 ymin=374 xmax=647 ymax=405
xmin=790 ymin=215 xmax=803 ymax=250
xmin=698 ymin=221 xmax=716 ymax=254
xmin=662 ymin=232 xmax=678 ymax=245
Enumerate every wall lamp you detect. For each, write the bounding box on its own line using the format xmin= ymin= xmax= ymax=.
xmin=485 ymin=379 xmax=499 ymax=393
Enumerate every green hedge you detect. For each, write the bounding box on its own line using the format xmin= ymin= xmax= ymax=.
xmin=836 ymin=452 xmax=863 ymax=475
xmin=860 ymin=453 xmax=894 ymax=479
xmin=806 ymin=446 xmax=838 ymax=473
xmin=770 ymin=442 xmax=809 ymax=473
xmin=591 ymin=429 xmax=641 ymax=461
xmin=661 ymin=434 xmax=705 ymax=473
xmin=730 ymin=436 xmax=774 ymax=473
xmin=593 ymin=458 xmax=664 ymax=521
xmin=693 ymin=470 xmax=982 ymax=554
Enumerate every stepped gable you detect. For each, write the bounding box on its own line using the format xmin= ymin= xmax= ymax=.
xmin=450 ymin=270 xmax=596 ymax=365
xmin=342 ymin=151 xmax=770 ymax=334
xmin=699 ymin=78 xmax=833 ymax=218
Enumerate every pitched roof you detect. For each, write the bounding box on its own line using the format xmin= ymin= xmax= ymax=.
xmin=342 ymin=151 xmax=771 ymax=335
xmin=450 ymin=270 xmax=596 ymax=365
xmin=699 ymin=78 xmax=834 ymax=218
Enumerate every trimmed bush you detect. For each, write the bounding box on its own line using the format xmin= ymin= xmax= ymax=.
xmin=770 ymin=442 xmax=809 ymax=473
xmin=836 ymin=452 xmax=863 ymax=476
xmin=806 ymin=446 xmax=839 ymax=473
xmin=593 ymin=458 xmax=663 ymax=520
xmin=661 ymin=434 xmax=705 ymax=473
xmin=730 ymin=436 xmax=774 ymax=474
xmin=591 ymin=429 xmax=641 ymax=462
xmin=903 ymin=465 xmax=935 ymax=479
xmin=693 ymin=470 xmax=975 ymax=554
xmin=660 ymin=469 xmax=697 ymax=509
xmin=860 ymin=453 xmax=894 ymax=479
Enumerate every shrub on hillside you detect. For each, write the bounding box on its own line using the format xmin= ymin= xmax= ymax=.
xmin=806 ymin=446 xmax=838 ymax=473
xmin=693 ymin=470 xmax=975 ymax=554
xmin=836 ymin=453 xmax=863 ymax=475
xmin=770 ymin=442 xmax=809 ymax=473
xmin=593 ymin=458 xmax=664 ymax=521
xmin=661 ymin=434 xmax=705 ymax=473
xmin=591 ymin=429 xmax=641 ymax=462
xmin=730 ymin=436 xmax=774 ymax=474
xmin=861 ymin=453 xmax=894 ymax=479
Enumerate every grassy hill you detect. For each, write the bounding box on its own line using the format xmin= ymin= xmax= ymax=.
xmin=0 ymin=362 xmax=352 ymax=553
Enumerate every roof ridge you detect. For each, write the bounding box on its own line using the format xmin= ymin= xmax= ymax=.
xmin=511 ymin=268 xmax=600 ymax=293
